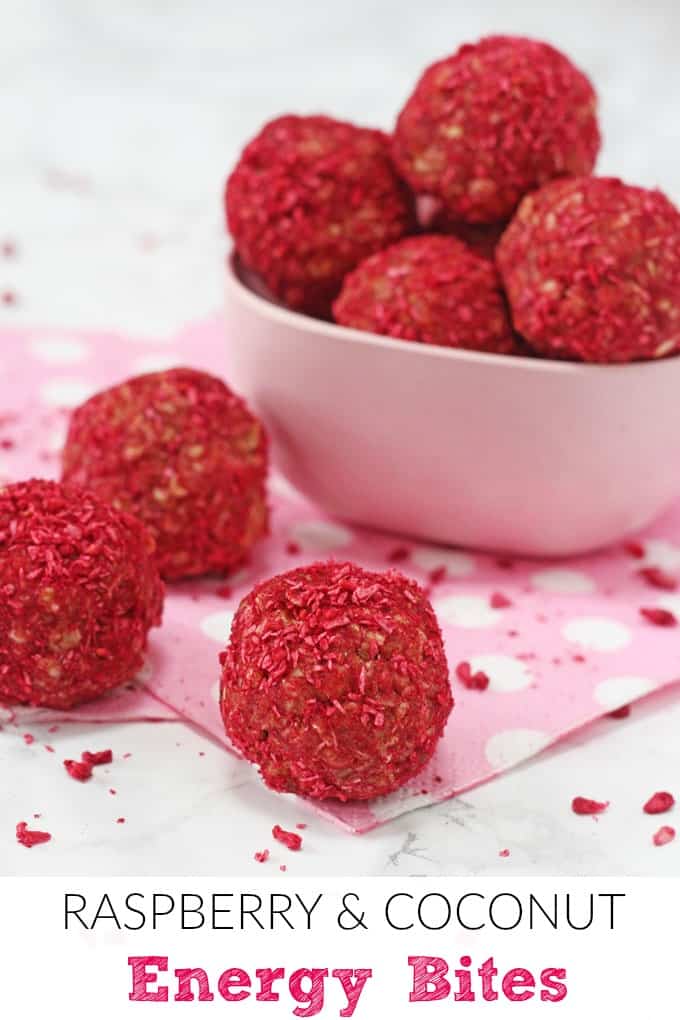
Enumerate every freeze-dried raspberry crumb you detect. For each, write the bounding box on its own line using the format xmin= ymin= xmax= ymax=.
xmin=653 ymin=826 xmax=676 ymax=847
xmin=490 ymin=591 xmax=512 ymax=609
xmin=1 ymin=290 xmax=17 ymax=306
xmin=499 ymin=849 xmax=510 ymax=858
xmin=109 ymin=788 xmax=117 ymax=795
xmin=272 ymin=825 xmax=303 ymax=851
xmin=623 ymin=540 xmax=645 ymax=559
xmin=254 ymin=849 xmax=270 ymax=863
xmin=116 ymin=817 xmax=125 ymax=824
xmin=1 ymin=241 xmax=16 ymax=258
xmin=16 ymin=821 xmax=51 ymax=848
xmin=216 ymin=585 xmax=233 ymax=600
xmin=82 ymin=749 xmax=112 ymax=766
xmin=280 ymin=865 xmax=287 ymax=872
xmin=640 ymin=607 xmax=677 ymax=627
xmin=296 ymin=823 xmax=307 ymax=830
xmin=63 ymin=759 xmax=93 ymax=782
xmin=285 ymin=541 xmax=301 ymax=556
xmin=608 ymin=705 xmax=631 ymax=720
xmin=0 ymin=438 xmax=14 ymax=450
xmin=572 ymin=796 xmax=608 ymax=815
xmin=638 ymin=567 xmax=677 ymax=592
xmin=44 ymin=745 xmax=55 ymax=753
xmin=387 ymin=545 xmax=410 ymax=563
xmin=428 ymin=565 xmax=447 ymax=585
xmin=23 ymin=733 xmax=34 ymax=745
xmin=643 ymin=792 xmax=675 ymax=815
xmin=456 ymin=661 xmax=490 ymax=691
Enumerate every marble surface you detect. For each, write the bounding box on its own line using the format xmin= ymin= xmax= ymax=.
xmin=1 ymin=0 xmax=679 ymax=875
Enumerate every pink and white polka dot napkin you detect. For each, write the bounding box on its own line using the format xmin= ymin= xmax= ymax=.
xmin=2 ymin=319 xmax=679 ymax=832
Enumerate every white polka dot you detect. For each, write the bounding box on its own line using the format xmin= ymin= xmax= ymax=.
xmin=562 ymin=617 xmax=632 ymax=652
xmin=412 ymin=546 xmax=475 ymax=576
xmin=40 ymin=377 xmax=96 ymax=408
xmin=135 ymin=657 xmax=154 ymax=684
xmin=131 ymin=352 xmax=182 ymax=374
xmin=435 ymin=594 xmax=501 ymax=629
xmin=30 ymin=334 xmax=90 ymax=364
xmin=44 ymin=422 xmax=69 ymax=454
xmin=485 ymin=729 xmax=551 ymax=769
xmin=200 ymin=610 xmax=234 ymax=643
xmin=268 ymin=473 xmax=302 ymax=501
xmin=594 ymin=675 xmax=656 ymax=710
xmin=291 ymin=520 xmax=353 ymax=552
xmin=469 ymin=654 xmax=533 ymax=693
xmin=656 ymin=595 xmax=680 ymax=617
xmin=644 ymin=540 xmax=680 ymax=572
xmin=531 ymin=569 xmax=596 ymax=594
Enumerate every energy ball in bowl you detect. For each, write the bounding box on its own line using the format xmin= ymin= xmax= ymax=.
xmin=497 ymin=177 xmax=680 ymax=363
xmin=220 ymin=561 xmax=453 ymax=801
xmin=393 ymin=35 xmax=600 ymax=223
xmin=333 ymin=234 xmax=518 ymax=354
xmin=0 ymin=479 xmax=163 ymax=709
xmin=62 ymin=367 xmax=268 ymax=581
xmin=226 ymin=114 xmax=415 ymax=316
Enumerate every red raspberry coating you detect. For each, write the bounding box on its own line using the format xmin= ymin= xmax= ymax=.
xmin=393 ymin=35 xmax=600 ymax=224
xmin=0 ymin=479 xmax=163 ymax=710
xmin=220 ymin=561 xmax=453 ymax=801
xmin=497 ymin=177 xmax=680 ymax=362
xmin=62 ymin=368 xmax=268 ymax=581
xmin=333 ymin=234 xmax=517 ymax=354
xmin=226 ymin=114 xmax=415 ymax=315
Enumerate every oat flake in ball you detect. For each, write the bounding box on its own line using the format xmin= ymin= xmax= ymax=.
xmin=393 ymin=35 xmax=600 ymax=224
xmin=220 ymin=561 xmax=453 ymax=801
xmin=497 ymin=177 xmax=680 ymax=363
xmin=0 ymin=479 xmax=163 ymax=710
xmin=226 ymin=114 xmax=415 ymax=316
xmin=333 ymin=234 xmax=517 ymax=354
xmin=62 ymin=367 xmax=268 ymax=580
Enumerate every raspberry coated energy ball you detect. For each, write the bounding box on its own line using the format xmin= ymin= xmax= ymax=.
xmin=393 ymin=35 xmax=600 ymax=223
xmin=333 ymin=234 xmax=517 ymax=354
xmin=0 ymin=480 xmax=163 ymax=709
xmin=226 ymin=114 xmax=415 ymax=315
xmin=497 ymin=177 xmax=680 ymax=362
xmin=220 ymin=561 xmax=453 ymax=801
xmin=62 ymin=368 xmax=268 ymax=580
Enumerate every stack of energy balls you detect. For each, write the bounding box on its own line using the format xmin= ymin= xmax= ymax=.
xmin=227 ymin=34 xmax=680 ymax=364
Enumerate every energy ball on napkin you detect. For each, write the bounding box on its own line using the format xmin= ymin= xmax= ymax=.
xmin=333 ymin=234 xmax=517 ymax=354
xmin=220 ymin=561 xmax=453 ymax=801
xmin=61 ymin=367 xmax=268 ymax=580
xmin=226 ymin=114 xmax=415 ymax=316
xmin=392 ymin=35 xmax=600 ymax=223
xmin=497 ymin=177 xmax=680 ymax=362
xmin=0 ymin=479 xmax=163 ymax=709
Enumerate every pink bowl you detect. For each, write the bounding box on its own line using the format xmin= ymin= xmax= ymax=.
xmin=225 ymin=255 xmax=680 ymax=558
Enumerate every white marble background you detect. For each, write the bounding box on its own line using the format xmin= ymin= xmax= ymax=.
xmin=1 ymin=0 xmax=679 ymax=875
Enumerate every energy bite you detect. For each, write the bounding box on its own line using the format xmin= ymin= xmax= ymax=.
xmin=393 ymin=35 xmax=600 ymax=223
xmin=0 ymin=479 xmax=163 ymax=709
xmin=497 ymin=177 xmax=680 ymax=362
xmin=226 ymin=114 xmax=415 ymax=315
xmin=333 ymin=234 xmax=517 ymax=354
xmin=220 ymin=561 xmax=453 ymax=801
xmin=62 ymin=367 xmax=268 ymax=581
